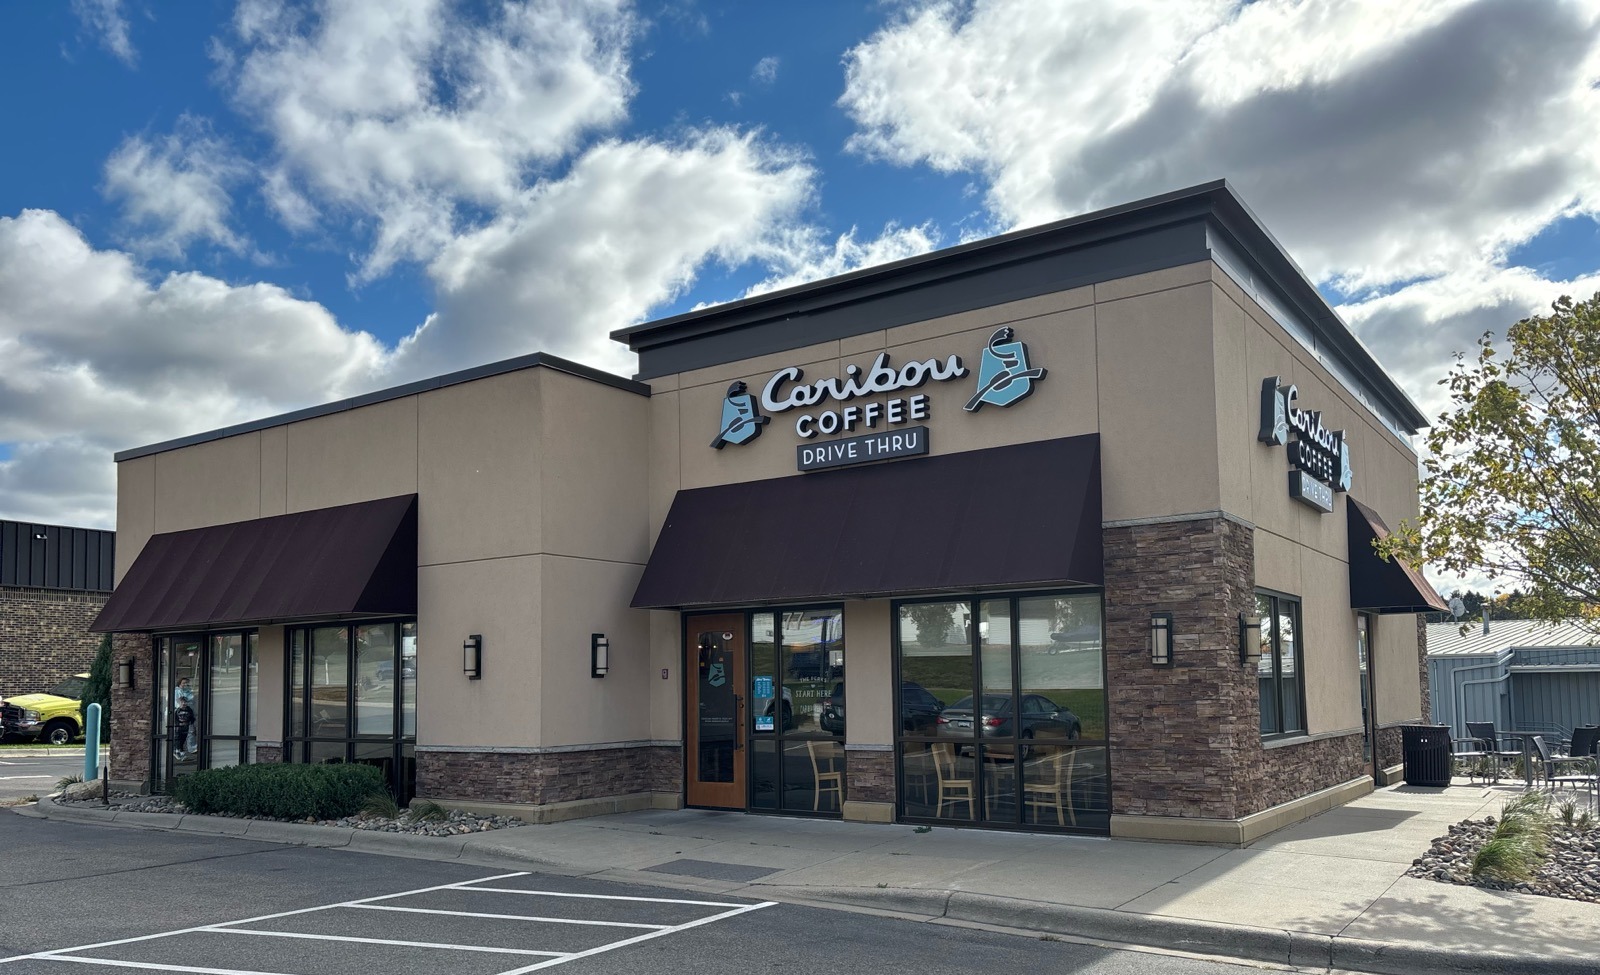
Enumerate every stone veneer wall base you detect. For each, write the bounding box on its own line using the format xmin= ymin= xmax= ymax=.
xmin=420 ymin=791 xmax=680 ymax=824
xmin=1110 ymin=775 xmax=1373 ymax=846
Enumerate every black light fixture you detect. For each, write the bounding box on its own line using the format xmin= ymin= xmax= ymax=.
xmin=463 ymin=634 xmax=483 ymax=680
xmin=115 ymin=659 xmax=135 ymax=689
xmin=591 ymin=633 xmax=609 ymax=678
xmin=1149 ymin=613 xmax=1174 ymax=666
xmin=1239 ymin=614 xmax=1263 ymax=668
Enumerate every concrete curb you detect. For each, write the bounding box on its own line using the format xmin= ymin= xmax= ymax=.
xmin=18 ymin=801 xmax=1599 ymax=975
xmin=761 ymin=885 xmax=1600 ymax=975
xmin=0 ymin=747 xmax=100 ymax=758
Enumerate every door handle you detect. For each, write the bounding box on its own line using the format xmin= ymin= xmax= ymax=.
xmin=734 ymin=694 xmax=744 ymax=750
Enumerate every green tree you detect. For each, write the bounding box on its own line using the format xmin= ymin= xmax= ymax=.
xmin=81 ymin=634 xmax=112 ymax=743
xmin=1381 ymin=294 xmax=1600 ymax=626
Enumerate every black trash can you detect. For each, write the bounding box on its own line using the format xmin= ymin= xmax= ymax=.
xmin=1401 ymin=724 xmax=1452 ymax=787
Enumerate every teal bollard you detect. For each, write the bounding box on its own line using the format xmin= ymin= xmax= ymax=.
xmin=84 ymin=703 xmax=101 ymax=781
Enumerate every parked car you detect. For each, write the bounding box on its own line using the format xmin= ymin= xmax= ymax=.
xmin=820 ymin=680 xmax=945 ymax=736
xmin=0 ymin=673 xmax=88 ymax=744
xmin=936 ymin=693 xmax=1080 ymax=753
xmin=374 ymin=657 xmax=416 ymax=682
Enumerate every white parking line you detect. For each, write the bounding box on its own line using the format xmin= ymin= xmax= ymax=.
xmin=25 ymin=959 xmax=295 ymax=975
xmin=0 ymin=870 xmax=532 ymax=966
xmin=0 ymin=775 xmax=53 ymax=780
xmin=206 ymin=928 xmax=566 ymax=957
xmin=494 ymin=901 xmax=776 ymax=974
xmin=0 ymin=869 xmax=776 ymax=975
xmin=344 ymin=903 xmax=671 ymax=928
xmin=459 ymin=886 xmax=748 ymax=908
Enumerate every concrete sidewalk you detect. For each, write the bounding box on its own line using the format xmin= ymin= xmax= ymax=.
xmin=24 ymin=782 xmax=1600 ymax=975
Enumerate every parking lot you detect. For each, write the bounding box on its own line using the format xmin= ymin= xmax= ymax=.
xmin=0 ymin=867 xmax=772 ymax=974
xmin=0 ymin=755 xmax=84 ymax=804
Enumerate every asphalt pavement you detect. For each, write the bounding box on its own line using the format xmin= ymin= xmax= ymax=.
xmin=0 ymin=813 xmax=1274 ymax=975
xmin=0 ymin=755 xmax=87 ymax=804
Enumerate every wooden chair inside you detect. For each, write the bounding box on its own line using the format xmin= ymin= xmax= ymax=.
xmin=807 ymin=741 xmax=845 ymax=812
xmin=1022 ymin=745 xmax=1078 ymax=827
xmin=931 ymin=741 xmax=976 ymax=820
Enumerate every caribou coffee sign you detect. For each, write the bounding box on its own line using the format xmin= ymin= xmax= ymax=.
xmin=1258 ymin=376 xmax=1353 ymax=513
xmin=711 ymin=326 xmax=1046 ymax=471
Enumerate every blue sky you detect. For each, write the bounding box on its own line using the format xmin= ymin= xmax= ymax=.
xmin=1 ymin=0 xmax=1599 ymax=550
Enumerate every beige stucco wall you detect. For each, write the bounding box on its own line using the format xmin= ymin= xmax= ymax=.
xmin=641 ymin=258 xmax=1428 ymax=754
xmin=112 ymin=362 xmax=653 ymax=753
xmin=1211 ymin=266 xmax=1426 ymax=736
xmin=1374 ymin=615 xmax=1424 ymax=724
xmin=843 ymin=599 xmax=894 ymax=748
xmin=254 ymin=625 xmax=284 ymax=743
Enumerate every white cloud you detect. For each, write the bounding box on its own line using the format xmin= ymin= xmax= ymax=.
xmin=1340 ymin=264 xmax=1600 ymax=424
xmin=223 ymin=0 xmax=638 ymax=280
xmin=400 ymin=129 xmax=815 ymax=378
xmin=744 ymin=222 xmax=940 ymax=298
xmin=103 ymin=117 xmax=250 ymax=259
xmin=71 ymin=0 xmax=137 ymax=67
xmin=841 ymin=0 xmax=1600 ymax=289
xmin=0 ymin=210 xmax=388 ymax=524
xmin=751 ymin=55 xmax=779 ymax=85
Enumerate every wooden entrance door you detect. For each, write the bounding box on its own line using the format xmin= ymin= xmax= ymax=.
xmin=685 ymin=614 xmax=746 ymax=809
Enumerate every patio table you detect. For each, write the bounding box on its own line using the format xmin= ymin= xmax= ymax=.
xmin=1501 ymin=731 xmax=1546 ymax=787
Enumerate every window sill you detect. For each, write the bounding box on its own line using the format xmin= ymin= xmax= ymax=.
xmin=1261 ymin=727 xmax=1362 ymax=749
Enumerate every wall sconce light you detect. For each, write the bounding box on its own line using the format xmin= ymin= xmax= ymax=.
xmin=1239 ymin=614 xmax=1263 ymax=669
xmin=591 ymin=633 xmax=609 ymax=678
xmin=463 ymin=634 xmax=483 ymax=680
xmin=115 ymin=659 xmax=134 ymax=689
xmin=1149 ymin=613 xmax=1173 ymax=666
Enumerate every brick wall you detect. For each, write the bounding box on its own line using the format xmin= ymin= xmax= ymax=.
xmin=108 ymin=632 xmax=153 ymax=787
xmin=416 ymin=744 xmax=682 ymax=805
xmin=846 ymin=748 xmax=894 ymax=803
xmin=1104 ymin=516 xmax=1258 ymax=820
xmin=0 ymin=586 xmax=108 ymax=696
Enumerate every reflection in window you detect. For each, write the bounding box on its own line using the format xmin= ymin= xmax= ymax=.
xmin=356 ymin=623 xmax=396 ymax=735
xmin=898 ymin=601 xmax=972 ymax=717
xmin=1257 ymin=592 xmax=1305 ymax=736
xmin=1018 ymin=594 xmax=1103 ymax=740
xmin=896 ymin=592 xmax=1108 ymax=833
xmin=748 ymin=609 xmax=846 ymax=814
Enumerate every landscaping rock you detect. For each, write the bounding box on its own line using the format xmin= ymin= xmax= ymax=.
xmin=56 ymin=792 xmax=526 ymax=836
xmin=1407 ymin=812 xmax=1600 ymax=904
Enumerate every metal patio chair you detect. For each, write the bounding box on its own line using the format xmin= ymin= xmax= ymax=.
xmin=1466 ymin=721 xmax=1523 ymax=779
xmin=1531 ymin=735 xmax=1598 ymax=807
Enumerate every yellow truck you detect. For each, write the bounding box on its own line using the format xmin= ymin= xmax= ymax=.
xmin=1 ymin=673 xmax=88 ymax=745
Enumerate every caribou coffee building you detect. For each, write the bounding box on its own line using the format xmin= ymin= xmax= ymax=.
xmin=97 ymin=182 xmax=1445 ymax=843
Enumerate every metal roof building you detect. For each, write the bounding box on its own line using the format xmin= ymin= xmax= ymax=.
xmin=1427 ymin=620 xmax=1600 ymax=743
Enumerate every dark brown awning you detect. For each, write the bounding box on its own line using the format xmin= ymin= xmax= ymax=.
xmin=632 ymin=436 xmax=1101 ymax=609
xmin=92 ymin=495 xmax=417 ymax=632
xmin=1347 ymin=496 xmax=1447 ymax=614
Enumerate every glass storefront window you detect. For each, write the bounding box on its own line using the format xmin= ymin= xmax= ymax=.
xmin=290 ymin=630 xmax=307 ymax=739
xmin=310 ymin=626 xmax=349 ymax=739
xmin=400 ymin=622 xmax=417 ymax=738
xmin=246 ymin=633 xmax=259 ymax=740
xmin=735 ymin=608 xmax=845 ymax=815
xmin=1019 ymin=594 xmax=1103 ymax=740
xmin=284 ymin=619 xmax=419 ymax=801
xmin=355 ymin=623 xmax=396 ymax=736
xmin=898 ymin=601 xmax=972 ymax=724
xmin=751 ymin=613 xmax=778 ymax=735
xmin=896 ymin=591 xmax=1108 ymax=833
xmin=208 ymin=634 xmax=244 ymax=737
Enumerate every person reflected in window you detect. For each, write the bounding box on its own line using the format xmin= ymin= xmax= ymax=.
xmin=173 ymin=677 xmax=197 ymax=760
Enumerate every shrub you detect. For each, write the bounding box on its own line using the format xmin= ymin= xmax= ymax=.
xmin=407 ymin=799 xmax=449 ymax=822
xmin=1472 ymin=791 xmax=1552 ymax=882
xmin=172 ymin=763 xmax=387 ymax=820
xmin=361 ymin=791 xmax=401 ymax=820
